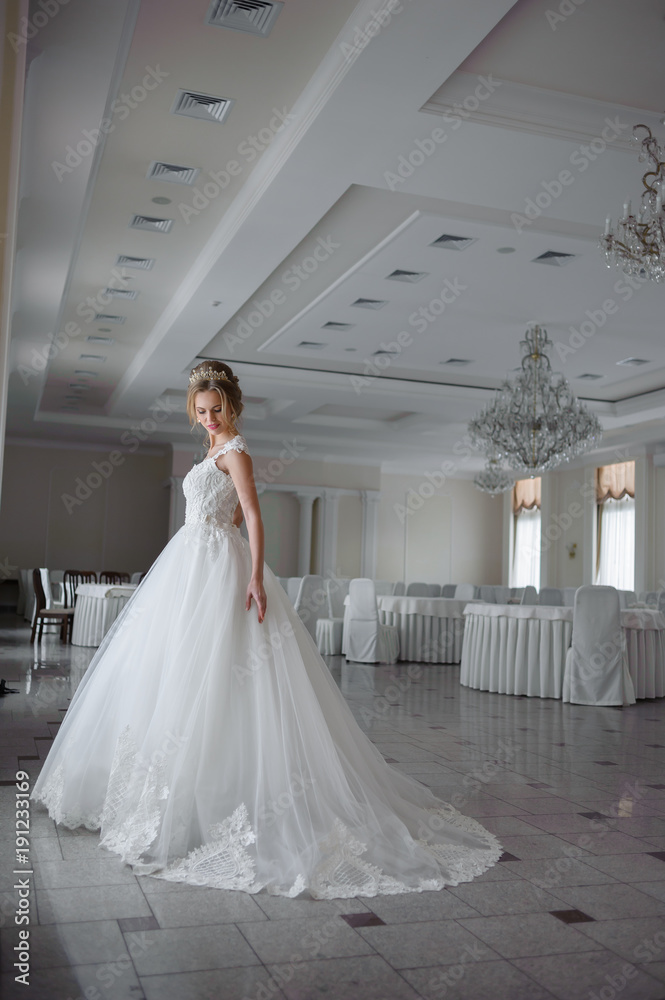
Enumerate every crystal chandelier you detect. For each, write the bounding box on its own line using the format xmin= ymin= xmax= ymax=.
xmin=468 ymin=325 xmax=602 ymax=476
xmin=473 ymin=455 xmax=515 ymax=496
xmin=600 ymin=124 xmax=665 ymax=281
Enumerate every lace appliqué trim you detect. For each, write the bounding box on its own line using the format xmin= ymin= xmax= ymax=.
xmin=154 ymin=803 xmax=258 ymax=891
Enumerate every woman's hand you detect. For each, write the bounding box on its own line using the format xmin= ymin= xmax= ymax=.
xmin=246 ymin=577 xmax=266 ymax=623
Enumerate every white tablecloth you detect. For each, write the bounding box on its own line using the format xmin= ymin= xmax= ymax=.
xmin=377 ymin=596 xmax=476 ymax=663
xmin=72 ymin=584 xmax=137 ymax=646
xmin=461 ymin=603 xmax=665 ymax=699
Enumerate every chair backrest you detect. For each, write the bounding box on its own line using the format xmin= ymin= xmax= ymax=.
xmin=539 ymin=587 xmax=563 ymax=606
xmin=454 ymin=583 xmax=476 ymax=601
xmin=441 ymin=584 xmax=457 ymax=598
xmin=32 ymin=569 xmax=47 ymax=614
xmin=427 ymin=583 xmax=442 ymax=597
xmin=39 ymin=568 xmax=53 ymax=607
xmin=521 ymin=585 xmax=538 ymax=605
xmin=479 ymin=585 xmax=495 ymax=603
xmin=494 ymin=586 xmax=511 ymax=605
xmin=372 ymin=580 xmax=394 ymax=596
xmin=392 ymin=580 xmax=405 ymax=596
xmin=562 ymin=587 xmax=577 ymax=606
xmin=618 ymin=589 xmax=637 ymax=609
xmin=406 ymin=582 xmax=429 ymax=597
xmin=294 ymin=575 xmax=326 ymax=638
xmin=658 ymin=591 xmax=665 ymax=614
xmin=100 ymin=571 xmax=130 ymax=585
xmin=571 ymin=585 xmax=622 ymax=663
xmin=326 ymin=578 xmax=350 ymax=619
xmin=348 ymin=578 xmax=379 ymax=622
xmin=287 ymin=577 xmax=302 ymax=603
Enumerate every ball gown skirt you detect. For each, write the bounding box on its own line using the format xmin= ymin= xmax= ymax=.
xmin=31 ymin=436 xmax=502 ymax=899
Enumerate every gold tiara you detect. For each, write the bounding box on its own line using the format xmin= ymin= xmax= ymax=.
xmin=189 ymin=365 xmax=231 ymax=384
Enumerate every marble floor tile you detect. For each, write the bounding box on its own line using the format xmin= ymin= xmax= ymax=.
xmin=146 ymin=886 xmax=267 ymax=927
xmin=141 ymin=965 xmax=288 ymax=1000
xmin=573 ymin=916 xmax=665 ymax=964
xmin=513 ymin=948 xmax=665 ymax=1000
xmin=457 ymin=912 xmax=604 ymax=959
xmin=547 ymin=882 xmax=665 ymax=920
xmin=129 ymin=924 xmax=261 ymax=976
xmin=238 ymin=914 xmax=375 ymax=964
xmin=447 ymin=880 xmax=564 ymax=916
xmin=355 ymin=918 xmax=499 ymax=968
xmin=400 ymin=958 xmax=558 ymax=1000
xmin=266 ymin=955 xmax=422 ymax=1000
xmin=35 ymin=883 xmax=152 ymax=924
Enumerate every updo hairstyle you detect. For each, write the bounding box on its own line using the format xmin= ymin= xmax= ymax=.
xmin=186 ymin=360 xmax=243 ymax=444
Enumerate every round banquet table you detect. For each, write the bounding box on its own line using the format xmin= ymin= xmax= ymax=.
xmin=377 ymin=595 xmax=477 ymax=663
xmin=72 ymin=583 xmax=137 ymax=647
xmin=461 ymin=603 xmax=665 ymax=699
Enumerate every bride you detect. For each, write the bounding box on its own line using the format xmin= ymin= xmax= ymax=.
xmin=31 ymin=360 xmax=501 ymax=899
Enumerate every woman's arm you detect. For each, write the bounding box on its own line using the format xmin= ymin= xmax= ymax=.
xmin=218 ymin=449 xmax=266 ymax=623
xmin=232 ymin=501 xmax=244 ymax=528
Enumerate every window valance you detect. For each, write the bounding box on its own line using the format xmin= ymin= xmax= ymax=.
xmin=512 ymin=477 xmax=541 ymax=514
xmin=596 ymin=461 xmax=635 ymax=503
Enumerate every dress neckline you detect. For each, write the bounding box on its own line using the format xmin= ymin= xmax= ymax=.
xmin=206 ymin=434 xmax=242 ymax=462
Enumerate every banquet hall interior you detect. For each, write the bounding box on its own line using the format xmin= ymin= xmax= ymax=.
xmin=2 ymin=0 xmax=665 ymax=998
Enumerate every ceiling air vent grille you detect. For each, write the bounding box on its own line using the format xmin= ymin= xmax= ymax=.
xmin=351 ymin=298 xmax=387 ymax=309
xmin=440 ymin=358 xmax=472 ymax=366
xmin=576 ymin=373 xmax=603 ymax=380
xmin=322 ymin=322 xmax=354 ymax=330
xmin=129 ymin=215 xmax=173 ymax=233
xmin=386 ymin=269 xmax=428 ymax=282
xmin=93 ymin=314 xmax=125 ymax=324
xmin=297 ymin=341 xmax=326 ymax=350
xmin=430 ymin=234 xmax=477 ymax=251
xmin=532 ymin=250 xmax=576 ymax=266
xmin=116 ymin=255 xmax=154 ymax=270
xmin=205 ymin=0 xmax=283 ymax=36
xmin=171 ymin=89 xmax=234 ymax=124
xmin=147 ymin=161 xmax=200 ymax=185
xmin=617 ymin=357 xmax=649 ymax=366
xmin=104 ymin=288 xmax=137 ymax=300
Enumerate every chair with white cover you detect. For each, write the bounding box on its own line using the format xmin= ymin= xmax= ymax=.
xmin=479 ymin=585 xmax=495 ymax=603
xmin=618 ymin=590 xmax=637 ymax=609
xmin=454 ymin=583 xmax=476 ymax=601
xmin=639 ymin=591 xmax=659 ymax=607
xmin=562 ymin=587 xmax=577 ymax=607
xmin=346 ymin=579 xmax=399 ymax=664
xmin=286 ymin=577 xmax=302 ymax=604
xmin=562 ymin=585 xmax=636 ymax=705
xmin=427 ymin=583 xmax=442 ymax=597
xmin=539 ymin=587 xmax=563 ymax=606
xmin=520 ymin=585 xmax=538 ymax=605
xmin=373 ymin=580 xmax=394 ymax=596
xmin=315 ymin=578 xmax=350 ymax=656
xmin=441 ymin=584 xmax=457 ymax=598
xmin=406 ymin=582 xmax=429 ymax=597
xmin=494 ymin=586 xmax=511 ymax=605
xmin=392 ymin=581 xmax=405 ymax=596
xmin=294 ymin=575 xmax=327 ymax=641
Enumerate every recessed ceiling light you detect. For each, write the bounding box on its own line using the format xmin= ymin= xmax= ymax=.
xmin=386 ymin=269 xmax=428 ymax=282
xmin=322 ymin=322 xmax=354 ymax=330
xmin=116 ymin=255 xmax=154 ymax=270
xmin=576 ymin=373 xmax=603 ymax=380
xmin=151 ymin=196 xmax=172 ymax=205
xmin=129 ymin=215 xmax=173 ymax=233
xmin=297 ymin=341 xmax=326 ymax=349
xmin=496 ymin=246 xmax=516 ymax=254
xmin=351 ymin=298 xmax=388 ymax=309
xmin=205 ymin=0 xmax=284 ymax=36
xmin=440 ymin=358 xmax=473 ymax=366
xmin=617 ymin=357 xmax=650 ymax=366
xmin=429 ymin=233 xmax=477 ymax=251
xmin=532 ymin=250 xmax=577 ymax=266
xmin=171 ymin=89 xmax=235 ymax=124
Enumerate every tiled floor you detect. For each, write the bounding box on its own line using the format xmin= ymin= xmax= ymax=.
xmin=1 ymin=612 xmax=665 ymax=1000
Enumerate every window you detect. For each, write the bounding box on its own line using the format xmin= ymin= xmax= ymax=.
xmin=595 ymin=461 xmax=635 ymax=590
xmin=510 ymin=478 xmax=541 ymax=588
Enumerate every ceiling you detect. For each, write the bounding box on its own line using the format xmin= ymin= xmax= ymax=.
xmin=7 ymin=0 xmax=665 ymax=475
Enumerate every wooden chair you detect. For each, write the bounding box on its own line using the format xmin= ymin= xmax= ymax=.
xmin=63 ymin=570 xmax=97 ymax=607
xmin=99 ymin=572 xmax=130 ymax=585
xmin=30 ymin=569 xmax=74 ymax=644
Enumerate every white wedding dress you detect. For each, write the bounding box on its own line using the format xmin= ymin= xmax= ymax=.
xmin=31 ymin=434 xmax=502 ymax=898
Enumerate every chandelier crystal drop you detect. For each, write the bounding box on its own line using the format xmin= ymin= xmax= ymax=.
xmin=473 ymin=456 xmax=515 ymax=496
xmin=600 ymin=124 xmax=665 ymax=281
xmin=468 ymin=325 xmax=602 ymax=476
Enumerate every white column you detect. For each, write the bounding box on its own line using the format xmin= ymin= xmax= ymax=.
xmin=319 ymin=490 xmax=340 ymax=577
xmin=360 ymin=491 xmax=380 ymax=578
xmin=296 ymin=493 xmax=316 ymax=576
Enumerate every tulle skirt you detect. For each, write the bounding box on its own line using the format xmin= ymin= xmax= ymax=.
xmin=31 ymin=522 xmax=501 ymax=898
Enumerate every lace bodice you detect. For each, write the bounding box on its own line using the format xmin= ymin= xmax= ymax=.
xmin=182 ymin=435 xmax=248 ymax=532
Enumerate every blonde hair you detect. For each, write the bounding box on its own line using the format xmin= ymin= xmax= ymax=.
xmin=186 ymin=360 xmax=243 ymax=447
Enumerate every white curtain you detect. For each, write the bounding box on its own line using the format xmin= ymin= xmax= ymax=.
xmin=510 ymin=508 xmax=541 ymax=588
xmin=595 ymin=496 xmax=635 ymax=589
